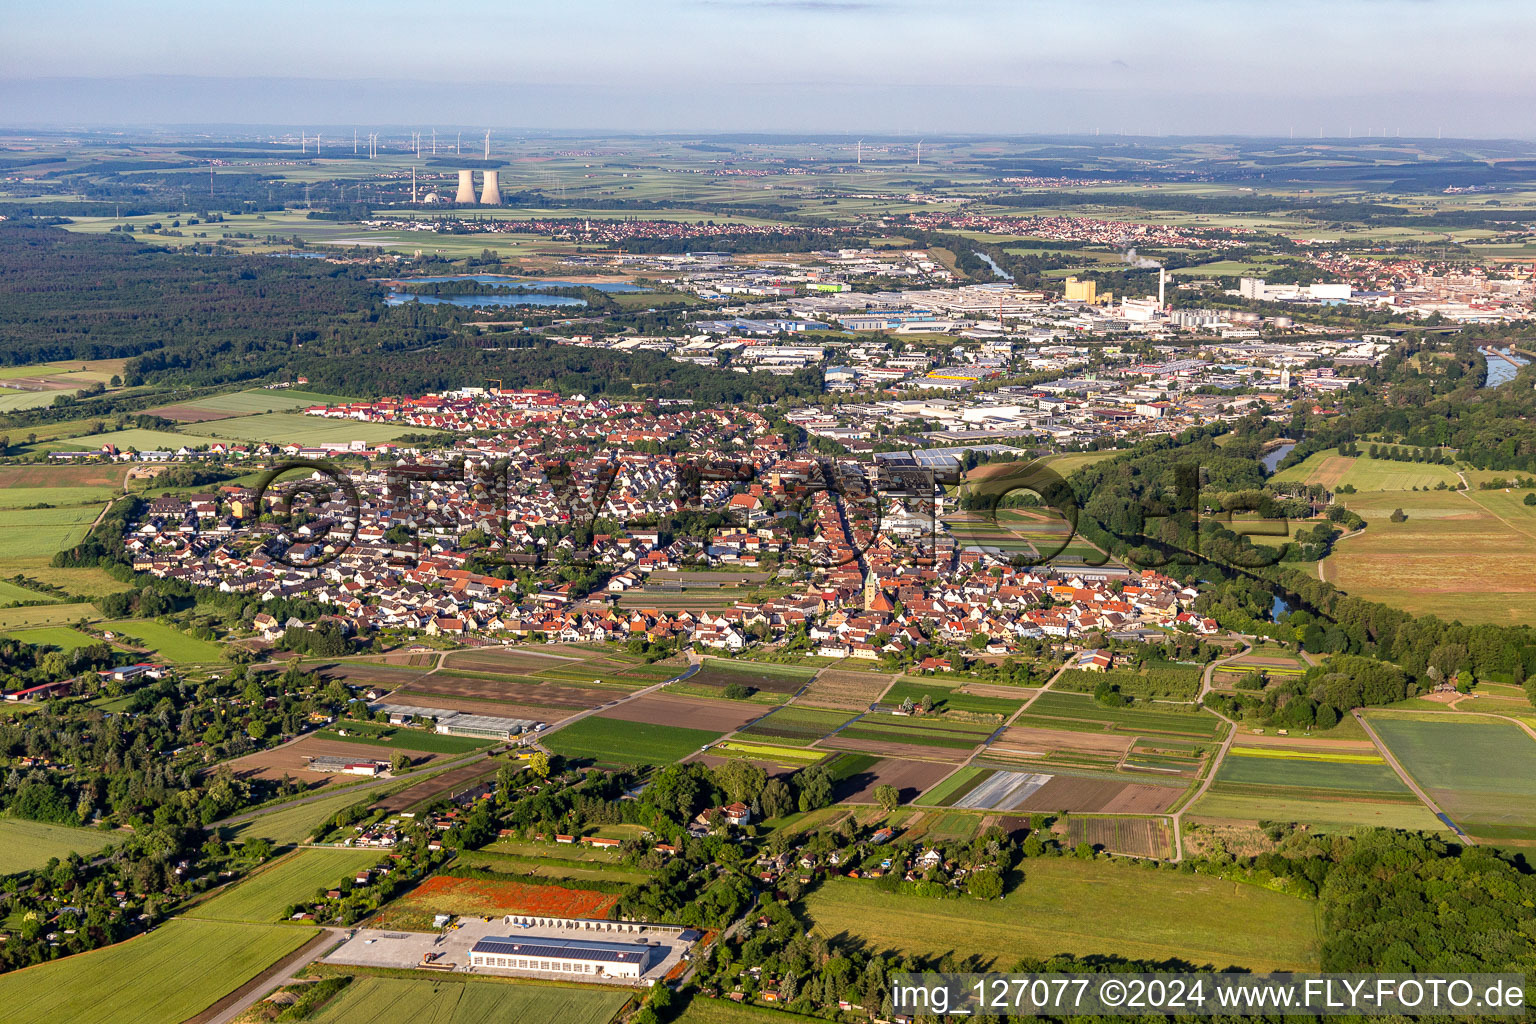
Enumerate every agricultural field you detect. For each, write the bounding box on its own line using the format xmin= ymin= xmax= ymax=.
xmin=1055 ymin=664 xmax=1203 ymax=700
xmin=1065 ymin=816 xmax=1175 ymax=859
xmin=795 ymin=668 xmax=893 ymax=711
xmin=218 ymin=786 xmax=385 ymax=845
xmin=596 ymin=693 xmax=762 ymax=733
xmin=158 ymin=388 xmax=351 ymax=417
xmin=1 ymin=625 xmax=100 ymax=650
xmin=374 ymin=875 xmax=618 ymax=931
xmin=1366 ymin=714 xmax=1536 ymax=840
xmin=178 ymin=411 xmax=435 ymax=445
xmin=0 ymin=602 xmax=99 ymax=629
xmin=308 ymin=976 xmax=630 ymax=1024
xmin=738 ymin=706 xmax=855 ymax=745
xmin=833 ymin=715 xmax=996 ymax=751
xmin=881 ymin=679 xmax=1023 ymax=717
xmin=0 ymin=505 xmax=101 ymax=561
xmin=1321 ymin=490 xmax=1536 ymax=625
xmin=804 ymin=864 xmax=1318 ymax=971
xmin=828 ymin=755 xmax=954 ymax=804
xmin=0 ymin=817 xmax=122 ymax=875
xmin=187 ymin=848 xmax=382 ymax=922
xmin=0 ymin=579 xmax=49 ymax=603
xmin=101 ymin=619 xmax=226 ymax=662
xmin=708 ymin=739 xmax=827 ymax=767
xmin=26 ymin=428 xmax=191 ymax=455
xmin=681 ymin=658 xmax=816 ymax=696
xmin=0 ymin=918 xmax=312 ymax=1024
xmin=1272 ymin=449 xmax=1462 ymax=491
xmin=542 ymin=716 xmax=720 ymax=765
xmin=0 ymin=463 xmax=127 ymax=508
xmin=1014 ymin=692 xmax=1226 ymax=739
xmin=1189 ymin=744 xmax=1443 ymax=832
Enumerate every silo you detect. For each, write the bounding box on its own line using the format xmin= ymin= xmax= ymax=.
xmin=479 ymin=170 xmax=501 ymax=206
xmin=455 ymin=169 xmax=476 ymax=204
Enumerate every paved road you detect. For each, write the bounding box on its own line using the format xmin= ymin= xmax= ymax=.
xmin=921 ymin=657 xmax=1073 ymax=793
xmin=1196 ymin=639 xmax=1253 ymax=702
xmin=1353 ymin=708 xmax=1475 ymax=845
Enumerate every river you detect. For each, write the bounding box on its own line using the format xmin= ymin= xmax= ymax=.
xmin=1480 ymin=347 xmax=1529 ymax=388
xmin=1260 ymin=442 xmax=1296 ymax=474
xmin=972 ymin=251 xmax=1014 ymax=281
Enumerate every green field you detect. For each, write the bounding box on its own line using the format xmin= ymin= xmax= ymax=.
xmin=0 ymin=602 xmax=99 ymax=629
xmin=27 ymin=428 xmax=192 ymax=454
xmin=1367 ymin=715 xmax=1536 ymax=837
xmin=914 ymin=766 xmax=985 ymax=806
xmin=179 ymin=388 xmax=352 ymax=414
xmin=309 ymin=976 xmax=630 ymax=1024
xmin=218 ymin=786 xmax=382 ymax=845
xmin=1 ymin=625 xmax=99 ymax=650
xmin=0 ymin=817 xmax=122 ymax=875
xmin=1272 ymin=449 xmax=1461 ymax=492
xmin=881 ymin=680 xmax=1023 ymax=716
xmin=0 ymin=579 xmax=51 ymax=603
xmin=101 ymin=619 xmax=226 ymax=662
xmin=0 ymin=505 xmax=101 ymax=560
xmin=1187 ymin=746 xmax=1445 ymax=831
xmin=739 ymin=706 xmax=854 ymax=744
xmin=804 ymin=862 xmax=1318 ymax=971
xmin=0 ymin=918 xmax=312 ymax=1024
xmin=543 ymin=717 xmax=721 ymax=765
xmin=187 ymin=848 xmax=382 ymax=922
xmin=179 ymin=411 xmax=434 ymax=445
xmin=1017 ymin=692 xmax=1225 ymax=738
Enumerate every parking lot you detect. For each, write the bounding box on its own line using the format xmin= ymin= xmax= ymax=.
xmin=323 ymin=915 xmax=690 ymax=986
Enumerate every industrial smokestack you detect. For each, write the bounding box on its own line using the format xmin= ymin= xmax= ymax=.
xmin=479 ymin=170 xmax=501 ymax=206
xmin=1158 ymin=267 xmax=1166 ymax=308
xmin=455 ymin=169 xmax=476 ymax=204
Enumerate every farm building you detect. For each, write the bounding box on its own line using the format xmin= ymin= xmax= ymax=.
xmin=468 ymin=935 xmax=654 ymax=979
xmin=305 ymin=755 xmax=389 ymax=776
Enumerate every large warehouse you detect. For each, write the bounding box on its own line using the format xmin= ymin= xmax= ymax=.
xmin=468 ymin=935 xmax=654 ymax=979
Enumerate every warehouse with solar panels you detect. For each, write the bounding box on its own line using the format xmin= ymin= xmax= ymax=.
xmin=468 ymin=935 xmax=654 ymax=978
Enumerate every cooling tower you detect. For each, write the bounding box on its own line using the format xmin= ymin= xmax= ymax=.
xmin=479 ymin=170 xmax=501 ymax=206
xmin=455 ymin=169 xmax=476 ymax=204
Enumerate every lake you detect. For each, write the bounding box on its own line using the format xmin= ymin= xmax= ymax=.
xmin=385 ymin=292 xmax=587 ymax=308
xmin=379 ymin=274 xmax=645 ymax=292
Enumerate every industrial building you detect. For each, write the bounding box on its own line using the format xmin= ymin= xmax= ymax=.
xmin=305 ymin=754 xmax=388 ymax=776
xmin=468 ymin=935 xmax=654 ymax=978
xmin=369 ymin=701 xmax=540 ymax=741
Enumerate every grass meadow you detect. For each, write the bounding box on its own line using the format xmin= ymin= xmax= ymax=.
xmin=0 ymin=817 xmax=121 ymax=875
xmin=186 ymin=848 xmax=381 ymax=922
xmin=1367 ymin=714 xmax=1536 ymax=839
xmin=804 ymin=862 xmax=1318 ymax=971
xmin=101 ymin=619 xmax=226 ymax=662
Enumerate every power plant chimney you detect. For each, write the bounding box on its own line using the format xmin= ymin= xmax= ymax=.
xmin=455 ymin=169 xmax=476 ymax=204
xmin=479 ymin=170 xmax=501 ymax=206
xmin=1158 ymin=267 xmax=1166 ymax=308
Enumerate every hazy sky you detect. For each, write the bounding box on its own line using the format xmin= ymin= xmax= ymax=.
xmin=4 ymin=0 xmax=1534 ymax=135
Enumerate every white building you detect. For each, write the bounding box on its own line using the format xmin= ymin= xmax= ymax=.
xmin=469 ymin=935 xmax=653 ymax=979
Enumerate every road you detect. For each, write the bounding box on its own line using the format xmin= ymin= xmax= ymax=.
xmin=1353 ymin=708 xmax=1475 ymax=845
xmin=196 ymin=928 xmax=346 ymax=1024
xmin=920 ymin=656 xmax=1074 ymax=793
xmin=1169 ymin=702 xmax=1238 ymax=863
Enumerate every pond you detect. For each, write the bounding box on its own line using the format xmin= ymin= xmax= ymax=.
xmin=1260 ymin=442 xmax=1296 ymax=474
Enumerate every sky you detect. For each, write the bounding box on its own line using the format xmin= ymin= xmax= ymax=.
xmin=3 ymin=0 xmax=1535 ymax=136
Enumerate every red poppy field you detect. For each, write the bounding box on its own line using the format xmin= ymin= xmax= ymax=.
xmin=373 ymin=874 xmax=618 ymax=929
